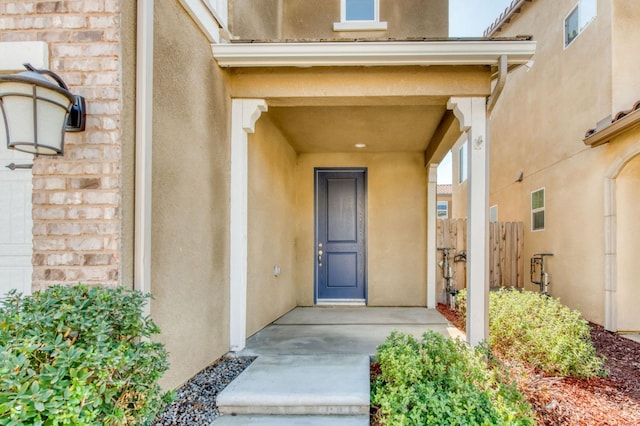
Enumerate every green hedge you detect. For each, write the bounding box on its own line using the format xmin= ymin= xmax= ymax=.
xmin=371 ymin=331 xmax=534 ymax=425
xmin=457 ymin=288 xmax=604 ymax=378
xmin=0 ymin=285 xmax=171 ymax=425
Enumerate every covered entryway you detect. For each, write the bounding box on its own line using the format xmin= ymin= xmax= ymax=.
xmin=0 ymin=146 xmax=33 ymax=296
xmin=219 ymin=40 xmax=536 ymax=351
xmin=315 ymin=169 xmax=367 ymax=304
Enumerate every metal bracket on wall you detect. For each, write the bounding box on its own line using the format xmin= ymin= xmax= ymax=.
xmin=5 ymin=163 xmax=33 ymax=170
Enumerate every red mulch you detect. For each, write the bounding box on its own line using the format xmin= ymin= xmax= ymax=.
xmin=436 ymin=303 xmax=640 ymax=425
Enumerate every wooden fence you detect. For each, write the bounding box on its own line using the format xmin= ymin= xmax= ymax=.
xmin=436 ymin=219 xmax=524 ymax=291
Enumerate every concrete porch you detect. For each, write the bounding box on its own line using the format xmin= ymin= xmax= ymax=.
xmin=213 ymin=307 xmax=463 ymax=424
xmin=238 ymin=306 xmax=464 ymax=357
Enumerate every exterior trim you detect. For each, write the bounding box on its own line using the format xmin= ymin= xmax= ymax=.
xmin=134 ymin=0 xmax=153 ymax=302
xmin=230 ymin=99 xmax=268 ymax=352
xmin=316 ymin=299 xmax=366 ymax=306
xmin=426 ymin=164 xmax=438 ymax=309
xmin=333 ymin=22 xmax=388 ymax=31
xmin=584 ymin=109 xmax=640 ymax=147
xmin=212 ymin=40 xmax=537 ymax=68
xmin=484 ymin=0 xmax=532 ymax=38
xmin=448 ymin=96 xmax=489 ymax=347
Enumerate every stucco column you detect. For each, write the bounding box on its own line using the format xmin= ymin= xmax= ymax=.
xmin=426 ymin=163 xmax=438 ymax=309
xmin=230 ymin=99 xmax=267 ymax=351
xmin=447 ymin=97 xmax=489 ymax=346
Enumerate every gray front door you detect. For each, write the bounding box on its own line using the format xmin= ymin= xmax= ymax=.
xmin=315 ymin=169 xmax=367 ymax=302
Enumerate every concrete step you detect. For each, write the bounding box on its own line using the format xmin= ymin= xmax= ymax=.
xmin=211 ymin=415 xmax=370 ymax=425
xmin=216 ymin=355 xmax=370 ymax=416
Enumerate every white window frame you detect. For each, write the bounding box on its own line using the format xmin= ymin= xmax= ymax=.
xmin=334 ymin=0 xmax=387 ymax=31
xmin=490 ymin=205 xmax=498 ymax=223
xmin=458 ymin=141 xmax=468 ymax=184
xmin=564 ymin=0 xmax=597 ymax=48
xmin=437 ymin=201 xmax=449 ymax=219
xmin=531 ymin=188 xmax=545 ymax=231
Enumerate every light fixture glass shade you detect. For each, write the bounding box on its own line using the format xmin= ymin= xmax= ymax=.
xmin=0 ymin=71 xmax=75 ymax=156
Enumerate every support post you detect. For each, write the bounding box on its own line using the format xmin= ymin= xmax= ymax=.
xmin=426 ymin=163 xmax=438 ymax=309
xmin=230 ymin=99 xmax=267 ymax=351
xmin=448 ymin=97 xmax=489 ymax=346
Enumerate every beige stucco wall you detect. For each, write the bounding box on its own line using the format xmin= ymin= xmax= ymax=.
xmin=151 ymin=1 xmax=231 ymax=389
xmin=246 ymin=115 xmax=298 ymax=337
xmin=295 ymin=153 xmax=428 ymax=307
xmin=611 ymin=1 xmax=640 ymax=113
xmin=488 ymin=0 xmax=640 ymax=326
xmin=231 ymin=0 xmax=448 ymax=40
xmin=229 ymin=0 xmax=281 ymax=40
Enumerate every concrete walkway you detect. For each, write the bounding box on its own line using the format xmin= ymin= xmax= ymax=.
xmin=213 ymin=307 xmax=462 ymax=425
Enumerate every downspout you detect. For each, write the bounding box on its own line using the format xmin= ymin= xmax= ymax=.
xmin=277 ymin=0 xmax=284 ymax=39
xmin=487 ymin=54 xmax=507 ymax=116
xmin=134 ymin=0 xmax=153 ymax=305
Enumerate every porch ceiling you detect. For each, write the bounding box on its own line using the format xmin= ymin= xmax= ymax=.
xmin=267 ymin=104 xmax=447 ymax=153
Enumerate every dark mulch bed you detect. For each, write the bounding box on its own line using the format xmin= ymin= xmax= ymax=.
xmin=436 ymin=303 xmax=640 ymax=425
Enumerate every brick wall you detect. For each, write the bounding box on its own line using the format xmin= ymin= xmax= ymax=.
xmin=0 ymin=1 xmax=123 ymax=290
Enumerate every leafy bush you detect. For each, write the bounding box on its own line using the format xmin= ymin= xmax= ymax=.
xmin=456 ymin=288 xmax=604 ymax=378
xmin=371 ymin=331 xmax=534 ymax=425
xmin=0 ymin=285 xmax=171 ymax=425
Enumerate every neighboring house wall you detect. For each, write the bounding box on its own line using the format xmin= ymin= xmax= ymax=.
xmin=230 ymin=0 xmax=448 ymax=40
xmin=436 ymin=196 xmax=451 ymax=218
xmin=0 ymin=1 xmax=134 ymax=291
xmin=488 ymin=0 xmax=640 ymax=327
xmin=436 ymin=184 xmax=452 ymax=218
xmin=295 ymin=152 xmax=427 ymax=307
xmin=247 ymin=115 xmax=298 ymax=337
xmin=151 ymin=0 xmax=232 ymax=388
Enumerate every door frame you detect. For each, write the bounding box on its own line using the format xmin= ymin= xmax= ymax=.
xmin=314 ymin=167 xmax=368 ymax=304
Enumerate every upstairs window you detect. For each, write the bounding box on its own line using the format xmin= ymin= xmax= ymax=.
xmin=531 ymin=188 xmax=545 ymax=231
xmin=565 ymin=0 xmax=597 ymax=47
xmin=334 ymin=0 xmax=387 ymax=31
xmin=345 ymin=0 xmax=375 ymax=21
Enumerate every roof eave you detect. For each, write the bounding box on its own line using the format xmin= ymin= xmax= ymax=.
xmin=484 ymin=0 xmax=532 ymax=38
xmin=212 ymin=40 xmax=537 ymax=68
xmin=584 ymin=109 xmax=640 ymax=147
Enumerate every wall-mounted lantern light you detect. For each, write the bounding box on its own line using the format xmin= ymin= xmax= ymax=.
xmin=0 ymin=63 xmax=85 ymax=156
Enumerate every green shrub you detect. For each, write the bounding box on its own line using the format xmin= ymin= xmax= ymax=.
xmin=371 ymin=331 xmax=534 ymax=425
xmin=0 ymin=285 xmax=171 ymax=425
xmin=488 ymin=288 xmax=604 ymax=378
